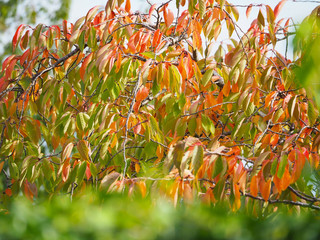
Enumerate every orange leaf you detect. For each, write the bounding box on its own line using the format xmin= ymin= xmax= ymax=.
xmin=125 ymin=0 xmax=131 ymax=12
xmin=259 ymin=177 xmax=271 ymax=202
xmin=62 ymin=159 xmax=71 ymax=182
xmin=152 ymin=29 xmax=162 ymax=48
xmin=0 ymin=161 xmax=4 ymax=173
xmin=24 ymin=180 xmax=37 ymax=200
xmin=165 ymin=8 xmax=174 ymax=27
xmin=192 ymin=31 xmax=202 ymax=51
xmin=250 ymin=175 xmax=259 ymax=197
xmin=5 ymin=188 xmax=12 ymax=197
xmin=246 ymin=4 xmax=252 ymax=18
xmin=217 ymin=91 xmax=223 ymax=104
xmin=222 ymin=80 xmax=230 ymax=97
xmin=137 ymin=181 xmax=147 ymax=197
xmin=274 ymin=0 xmax=287 ymax=19
xmin=136 ymin=85 xmax=149 ymax=101
xmin=270 ymin=134 xmax=279 ymax=146
xmin=233 ymin=182 xmax=241 ymax=210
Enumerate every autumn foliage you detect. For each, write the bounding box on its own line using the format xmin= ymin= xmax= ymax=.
xmin=0 ymin=0 xmax=320 ymax=213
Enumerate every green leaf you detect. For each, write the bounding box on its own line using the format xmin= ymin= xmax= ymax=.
xmin=199 ymin=0 xmax=206 ymax=18
xmin=90 ymin=162 xmax=98 ymax=178
xmin=212 ymin=156 xmax=223 ymax=178
xmin=201 ymin=68 xmax=214 ymax=87
xmin=191 ymin=145 xmax=203 ymax=175
xmin=77 ymin=140 xmax=89 ymax=161
xmin=308 ymin=101 xmax=318 ymax=126
xmin=201 ymin=114 xmax=215 ymax=135
xmin=270 ymin=158 xmax=278 ymax=176
xmin=277 ymin=155 xmax=288 ymax=179
xmin=188 ymin=117 xmax=197 ymax=135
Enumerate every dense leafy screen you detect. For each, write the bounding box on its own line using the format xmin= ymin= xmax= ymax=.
xmin=0 ymin=0 xmax=320 ymax=215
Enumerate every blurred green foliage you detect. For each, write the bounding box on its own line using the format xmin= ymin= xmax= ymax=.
xmin=0 ymin=191 xmax=319 ymax=240
xmin=294 ymin=6 xmax=320 ymax=106
xmin=0 ymin=0 xmax=71 ymax=63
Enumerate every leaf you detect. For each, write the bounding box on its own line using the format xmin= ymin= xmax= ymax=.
xmin=76 ymin=112 xmax=89 ymax=132
xmin=274 ymin=0 xmax=287 ymax=19
xmin=191 ymin=145 xmax=203 ymax=175
xmin=246 ymin=4 xmax=252 ymax=18
xmin=90 ymin=162 xmax=98 ymax=178
xmin=0 ymin=161 xmax=4 ymax=173
xmin=257 ymin=10 xmax=265 ymax=27
xmin=201 ymin=68 xmax=214 ymax=87
xmin=85 ymin=6 xmax=100 ymax=23
xmin=62 ymin=159 xmax=71 ymax=182
xmin=199 ymin=0 xmax=206 ymax=18
xmin=77 ymin=140 xmax=89 ymax=161
xmin=173 ymin=141 xmax=185 ymax=175
xmin=260 ymin=178 xmax=271 ymax=202
xmin=277 ymin=154 xmax=288 ymax=179
xmin=212 ymin=156 xmax=223 ymax=179
xmin=125 ymin=0 xmax=131 ymax=12
xmin=12 ymin=24 xmax=26 ymax=51
xmin=149 ymin=4 xmax=157 ymax=18
xmin=61 ymin=142 xmax=74 ymax=162
xmin=308 ymin=101 xmax=318 ymax=126
xmin=266 ymin=5 xmax=275 ymax=26
xmin=86 ymin=163 xmax=91 ymax=180
xmin=100 ymin=172 xmax=121 ymax=189
xmin=77 ymin=161 xmax=87 ymax=183
xmin=287 ymin=95 xmax=297 ymax=121
xmin=250 ymin=175 xmax=258 ymax=197
xmin=136 ymin=86 xmax=149 ymax=101
xmin=252 ymin=151 xmax=270 ymax=176
xmin=165 ymin=8 xmax=174 ymax=27
xmin=201 ymin=114 xmax=215 ymax=135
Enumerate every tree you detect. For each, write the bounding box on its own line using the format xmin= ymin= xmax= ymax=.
xmin=0 ymin=0 xmax=319 ymax=214
xmin=0 ymin=0 xmax=71 ymax=63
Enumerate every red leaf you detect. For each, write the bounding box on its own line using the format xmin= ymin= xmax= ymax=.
xmin=5 ymin=188 xmax=12 ymax=197
xmin=12 ymin=24 xmax=26 ymax=51
xmin=274 ymin=0 xmax=287 ymax=19
xmin=246 ymin=4 xmax=252 ymax=18
xmin=62 ymin=20 xmax=70 ymax=40
xmin=86 ymin=162 xmax=91 ymax=180
xmin=0 ymin=77 xmax=9 ymax=93
xmin=2 ymin=55 xmax=15 ymax=71
xmin=149 ymin=4 xmax=157 ymax=18
xmin=5 ymin=58 xmax=18 ymax=80
xmin=283 ymin=18 xmax=290 ymax=35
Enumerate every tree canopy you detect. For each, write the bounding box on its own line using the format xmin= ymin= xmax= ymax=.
xmin=0 ymin=0 xmax=320 ymax=214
